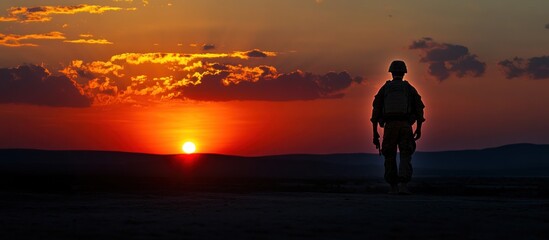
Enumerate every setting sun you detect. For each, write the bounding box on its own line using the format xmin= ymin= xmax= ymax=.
xmin=182 ymin=142 xmax=197 ymax=154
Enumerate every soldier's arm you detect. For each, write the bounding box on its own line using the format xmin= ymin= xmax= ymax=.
xmin=371 ymin=86 xmax=384 ymax=123
xmin=371 ymin=87 xmax=384 ymax=146
xmin=373 ymin=121 xmax=381 ymax=150
xmin=414 ymin=121 xmax=422 ymax=140
xmin=372 ymin=121 xmax=380 ymax=138
xmin=410 ymin=86 xmax=425 ymax=140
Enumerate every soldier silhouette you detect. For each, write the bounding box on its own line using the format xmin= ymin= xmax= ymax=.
xmin=371 ymin=60 xmax=425 ymax=194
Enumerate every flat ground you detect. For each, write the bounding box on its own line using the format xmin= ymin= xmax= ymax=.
xmin=1 ymin=191 xmax=548 ymax=240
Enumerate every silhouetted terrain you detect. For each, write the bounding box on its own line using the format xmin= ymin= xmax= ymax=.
xmin=1 ymin=143 xmax=548 ymax=178
xmin=1 ymin=144 xmax=549 ymax=239
xmin=414 ymin=143 xmax=549 ymax=176
xmin=1 ymin=143 xmax=548 ymax=195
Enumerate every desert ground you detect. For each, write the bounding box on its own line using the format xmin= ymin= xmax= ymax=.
xmin=1 ymin=178 xmax=548 ymax=240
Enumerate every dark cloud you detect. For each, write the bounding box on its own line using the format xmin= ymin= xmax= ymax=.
xmin=183 ymin=69 xmax=363 ymax=101
xmin=545 ymin=23 xmax=549 ymax=29
xmin=427 ymin=62 xmax=449 ymax=81
xmin=498 ymin=56 xmax=549 ymax=80
xmin=498 ymin=58 xmax=524 ymax=79
xmin=27 ymin=7 xmax=46 ymax=13
xmin=245 ymin=49 xmax=268 ymax=58
xmin=450 ymin=54 xmax=486 ymax=78
xmin=0 ymin=65 xmax=91 ymax=107
xmin=202 ymin=44 xmax=215 ymax=51
xmin=424 ymin=44 xmax=468 ymax=62
xmin=409 ymin=37 xmax=433 ymax=49
xmin=409 ymin=37 xmax=486 ymax=81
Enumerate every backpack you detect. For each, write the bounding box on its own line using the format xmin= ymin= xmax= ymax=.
xmin=383 ymin=80 xmax=411 ymax=117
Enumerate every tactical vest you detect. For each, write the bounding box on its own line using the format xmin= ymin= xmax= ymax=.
xmin=383 ymin=80 xmax=411 ymax=118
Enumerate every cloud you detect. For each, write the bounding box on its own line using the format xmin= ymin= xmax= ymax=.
xmin=57 ymin=49 xmax=361 ymax=104
xmin=61 ymin=60 xmax=124 ymax=79
xmin=498 ymin=56 xmax=549 ymax=80
xmin=0 ymin=4 xmax=135 ymax=23
xmin=64 ymin=39 xmax=114 ymax=44
xmin=0 ymin=16 xmax=17 ymax=22
xmin=409 ymin=37 xmax=432 ymax=49
xmin=183 ymin=68 xmax=363 ymax=101
xmin=0 ymin=31 xmax=65 ymax=47
xmin=0 ymin=31 xmax=111 ymax=47
xmin=233 ymin=49 xmax=277 ymax=59
xmin=409 ymin=37 xmax=486 ymax=81
xmin=0 ymin=65 xmax=91 ymax=107
xmin=112 ymin=0 xmax=149 ymax=6
xmin=202 ymin=44 xmax=215 ymax=51
xmin=110 ymin=52 xmax=232 ymax=65
xmin=108 ymin=49 xmax=277 ymax=66
xmin=546 ymin=23 xmax=549 ymax=29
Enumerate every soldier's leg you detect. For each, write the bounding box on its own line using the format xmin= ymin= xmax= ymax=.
xmin=398 ymin=125 xmax=415 ymax=183
xmin=382 ymin=123 xmax=399 ymax=185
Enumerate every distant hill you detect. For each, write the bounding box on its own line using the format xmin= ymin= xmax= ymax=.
xmin=414 ymin=143 xmax=549 ymax=176
xmin=1 ymin=143 xmax=548 ymax=180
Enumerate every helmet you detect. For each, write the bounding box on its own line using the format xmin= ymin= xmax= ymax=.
xmin=388 ymin=60 xmax=407 ymax=73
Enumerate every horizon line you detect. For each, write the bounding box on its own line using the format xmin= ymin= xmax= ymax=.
xmin=0 ymin=143 xmax=545 ymax=157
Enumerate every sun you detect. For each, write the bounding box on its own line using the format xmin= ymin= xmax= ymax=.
xmin=182 ymin=141 xmax=196 ymax=154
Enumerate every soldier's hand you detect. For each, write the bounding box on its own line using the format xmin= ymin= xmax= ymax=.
xmin=413 ymin=129 xmax=422 ymax=140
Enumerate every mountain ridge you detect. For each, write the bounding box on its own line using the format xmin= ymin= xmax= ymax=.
xmin=1 ymin=143 xmax=548 ymax=179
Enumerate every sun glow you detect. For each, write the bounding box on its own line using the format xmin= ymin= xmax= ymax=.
xmin=182 ymin=141 xmax=196 ymax=154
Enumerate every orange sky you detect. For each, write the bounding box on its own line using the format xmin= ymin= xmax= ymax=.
xmin=0 ymin=0 xmax=548 ymax=155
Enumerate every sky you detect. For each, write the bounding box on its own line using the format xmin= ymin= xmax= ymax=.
xmin=0 ymin=0 xmax=548 ymax=155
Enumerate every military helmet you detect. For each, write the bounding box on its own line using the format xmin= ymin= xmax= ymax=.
xmin=388 ymin=60 xmax=407 ymax=73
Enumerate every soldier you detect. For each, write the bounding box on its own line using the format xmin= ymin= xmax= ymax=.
xmin=371 ymin=60 xmax=425 ymax=194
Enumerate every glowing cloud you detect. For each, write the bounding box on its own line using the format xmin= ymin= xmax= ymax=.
xmin=112 ymin=0 xmax=149 ymax=6
xmin=0 ymin=16 xmax=17 ymax=22
xmin=64 ymin=39 xmax=114 ymax=45
xmin=108 ymin=50 xmax=276 ymax=66
xmin=58 ymin=49 xmax=361 ymax=105
xmin=110 ymin=52 xmax=230 ymax=65
xmin=0 ymin=4 xmax=135 ymax=23
xmin=0 ymin=31 xmax=65 ymax=47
